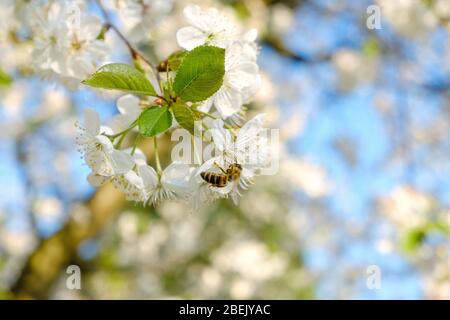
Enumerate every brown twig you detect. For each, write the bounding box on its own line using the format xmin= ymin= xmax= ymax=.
xmin=95 ymin=0 xmax=157 ymax=73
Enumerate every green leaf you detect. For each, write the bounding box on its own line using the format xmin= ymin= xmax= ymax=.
xmin=362 ymin=37 xmax=379 ymax=58
xmin=173 ymin=45 xmax=225 ymax=102
xmin=0 ymin=69 xmax=12 ymax=87
xmin=82 ymin=63 xmax=156 ymax=96
xmin=425 ymin=221 xmax=450 ymax=236
xmin=402 ymin=228 xmax=426 ymax=253
xmin=171 ymin=101 xmax=201 ymax=134
xmin=138 ymin=106 xmax=172 ymax=137
xmin=167 ymin=50 xmax=188 ymax=72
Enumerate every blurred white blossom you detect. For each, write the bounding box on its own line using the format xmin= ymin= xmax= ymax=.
xmin=29 ymin=1 xmax=109 ymax=88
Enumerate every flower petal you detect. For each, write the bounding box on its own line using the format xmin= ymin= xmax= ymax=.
xmin=110 ymin=149 xmax=134 ymax=174
xmin=131 ymin=148 xmax=147 ymax=166
xmin=161 ymin=162 xmax=193 ymax=194
xmin=176 ymin=26 xmax=207 ymax=50
xmin=123 ymin=170 xmax=144 ymax=188
xmin=87 ymin=173 xmax=109 ymax=187
xmin=213 ymin=87 xmax=242 ymax=118
xmin=238 ymin=113 xmax=266 ymax=142
xmin=138 ymin=165 xmax=158 ymax=190
xmin=236 ymin=114 xmax=267 ymax=165
xmin=99 ymin=125 xmax=114 ymax=135
xmin=117 ymin=94 xmax=140 ymax=117
xmin=226 ymin=61 xmax=259 ymax=91
xmin=95 ymin=135 xmax=114 ymax=151
xmin=230 ymin=189 xmax=241 ymax=205
xmin=211 ymin=119 xmax=233 ymax=153
xmin=84 ymin=108 xmax=100 ymax=135
xmin=183 ymin=5 xmax=202 ymax=27
xmin=242 ymin=29 xmax=258 ymax=42
xmin=80 ymin=16 xmax=103 ymax=41
xmin=198 ymin=97 xmax=213 ymax=113
xmin=86 ymin=151 xmax=113 ymax=176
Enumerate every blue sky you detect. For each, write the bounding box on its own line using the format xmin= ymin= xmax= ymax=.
xmin=259 ymin=0 xmax=450 ymax=298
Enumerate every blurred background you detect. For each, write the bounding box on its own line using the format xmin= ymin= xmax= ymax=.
xmin=1 ymin=0 xmax=450 ymax=299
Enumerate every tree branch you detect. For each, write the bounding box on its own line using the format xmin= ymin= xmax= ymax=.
xmin=95 ymin=0 xmax=157 ymax=72
xmin=11 ymin=184 xmax=126 ymax=299
xmin=262 ymin=34 xmax=331 ymax=63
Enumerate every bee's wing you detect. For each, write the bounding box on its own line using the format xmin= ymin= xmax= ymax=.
xmin=196 ymin=158 xmax=217 ymax=176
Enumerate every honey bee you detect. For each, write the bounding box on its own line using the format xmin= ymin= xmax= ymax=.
xmin=201 ymin=163 xmax=242 ymax=187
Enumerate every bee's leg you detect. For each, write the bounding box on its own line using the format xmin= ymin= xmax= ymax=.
xmin=213 ymin=162 xmax=227 ymax=174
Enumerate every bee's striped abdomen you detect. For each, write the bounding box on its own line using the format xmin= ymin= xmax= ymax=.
xmin=201 ymin=171 xmax=228 ymax=187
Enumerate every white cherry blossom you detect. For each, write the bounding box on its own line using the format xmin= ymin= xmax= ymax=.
xmin=71 ymin=4 xmax=270 ymax=207
xmin=30 ymin=1 xmax=108 ymax=88
xmin=179 ymin=164 xmax=227 ymax=209
xmin=111 ymin=170 xmax=146 ymax=202
xmin=76 ymin=108 xmax=134 ymax=177
xmin=198 ymin=114 xmax=269 ymax=204
xmin=199 ymin=41 xmax=261 ymax=118
xmin=110 ymin=94 xmax=142 ymax=132
xmin=176 ymin=5 xmax=240 ymax=50
xmin=139 ymin=162 xmax=193 ymax=205
xmin=88 ymin=148 xmax=148 ymax=202
xmin=114 ymin=0 xmax=173 ymax=43
xmin=211 ymin=113 xmax=269 ymax=167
